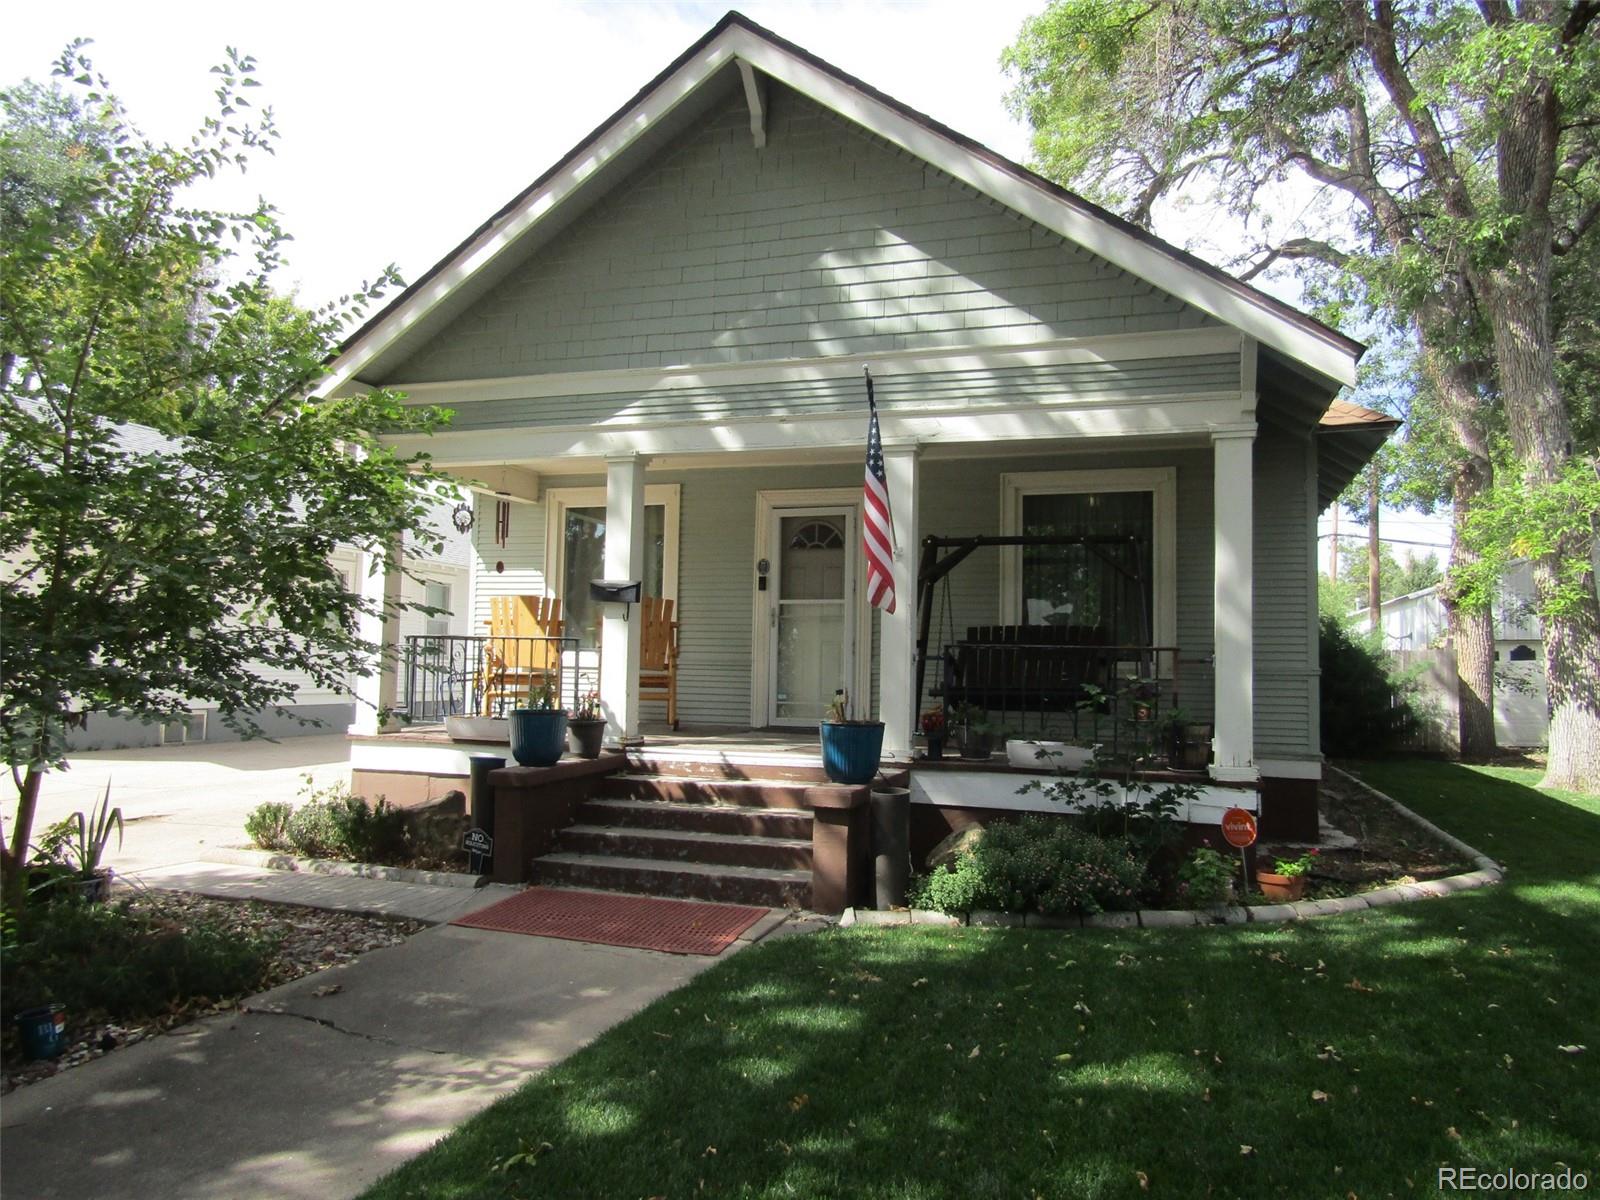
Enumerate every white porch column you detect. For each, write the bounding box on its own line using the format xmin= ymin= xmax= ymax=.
xmin=1211 ymin=430 xmax=1257 ymax=782
xmin=348 ymin=539 xmax=403 ymax=736
xmin=599 ymin=453 xmax=648 ymax=743
xmin=880 ymin=443 xmax=921 ymax=759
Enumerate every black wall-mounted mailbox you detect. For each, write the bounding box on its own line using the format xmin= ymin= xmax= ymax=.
xmin=589 ymin=579 xmax=642 ymax=604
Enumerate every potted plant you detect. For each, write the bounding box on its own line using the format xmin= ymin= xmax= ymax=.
xmin=919 ymin=707 xmax=947 ymax=760
xmin=33 ymin=782 xmax=123 ymax=902
xmin=1256 ymin=848 xmax=1319 ymax=901
xmin=567 ymin=691 xmax=606 ymax=759
xmin=819 ymin=690 xmax=885 ymax=784
xmin=1005 ymin=736 xmax=1097 ymax=771
xmin=953 ymin=704 xmax=997 ymax=760
xmin=509 ymin=681 xmax=568 ymax=767
xmin=1163 ymin=709 xmax=1213 ymax=771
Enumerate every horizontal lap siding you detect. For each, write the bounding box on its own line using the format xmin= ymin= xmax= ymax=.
xmin=437 ymin=353 xmax=1240 ymax=431
xmin=1252 ymin=425 xmax=1316 ymax=757
xmin=391 ymin=86 xmax=1215 ymax=385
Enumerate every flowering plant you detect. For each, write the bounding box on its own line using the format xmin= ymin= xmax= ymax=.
xmin=919 ymin=708 xmax=947 ymax=735
xmin=573 ymin=691 xmax=602 ymax=720
xmin=1270 ymin=848 xmax=1320 ymax=877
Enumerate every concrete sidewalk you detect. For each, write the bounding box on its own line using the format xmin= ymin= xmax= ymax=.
xmin=125 ymin=860 xmax=518 ymax=924
xmin=1 ymin=871 xmax=793 ymax=1199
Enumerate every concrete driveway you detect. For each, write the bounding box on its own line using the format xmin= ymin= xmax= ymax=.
xmin=16 ymin=735 xmax=349 ymax=875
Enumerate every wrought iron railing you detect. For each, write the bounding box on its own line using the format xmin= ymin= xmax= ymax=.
xmin=398 ymin=634 xmax=598 ymax=723
xmin=932 ymin=630 xmax=1182 ymax=762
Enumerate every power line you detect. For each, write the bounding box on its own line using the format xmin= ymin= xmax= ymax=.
xmin=1317 ymin=533 xmax=1450 ymax=549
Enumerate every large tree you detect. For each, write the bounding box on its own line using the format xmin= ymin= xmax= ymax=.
xmin=0 ymin=45 xmax=452 ymax=903
xmin=1005 ymin=0 xmax=1600 ymax=790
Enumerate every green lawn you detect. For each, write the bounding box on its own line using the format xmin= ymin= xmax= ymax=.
xmin=365 ymin=762 xmax=1599 ymax=1199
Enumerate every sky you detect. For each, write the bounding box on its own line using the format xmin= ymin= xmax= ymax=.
xmin=2 ymin=0 xmax=1450 ymax=563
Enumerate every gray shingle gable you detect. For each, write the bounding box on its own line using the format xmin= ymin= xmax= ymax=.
xmin=387 ymin=85 xmax=1214 ymax=384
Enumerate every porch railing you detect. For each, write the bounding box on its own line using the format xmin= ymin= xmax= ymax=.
xmin=932 ymin=630 xmax=1181 ymax=762
xmin=398 ymin=634 xmax=597 ymax=723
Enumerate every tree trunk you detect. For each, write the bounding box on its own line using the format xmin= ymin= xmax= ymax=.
xmin=1423 ymin=350 xmax=1497 ymax=761
xmin=1443 ymin=458 xmax=1498 ymax=760
xmin=1481 ymin=161 xmax=1600 ymax=792
xmin=1 ymin=764 xmax=45 ymax=910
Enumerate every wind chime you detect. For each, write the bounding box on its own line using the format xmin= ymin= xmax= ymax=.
xmin=494 ymin=499 xmax=511 ymax=547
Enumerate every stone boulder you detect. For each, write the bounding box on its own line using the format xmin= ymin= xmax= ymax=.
xmin=924 ymin=824 xmax=985 ymax=872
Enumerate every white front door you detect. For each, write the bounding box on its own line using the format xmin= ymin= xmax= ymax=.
xmin=766 ymin=505 xmax=857 ymax=727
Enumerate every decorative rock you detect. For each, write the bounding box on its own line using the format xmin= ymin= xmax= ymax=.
xmin=1139 ymin=909 xmax=1201 ymax=927
xmin=969 ymin=910 xmax=1024 ymax=928
xmin=1359 ymin=885 xmax=1410 ymax=907
xmin=853 ymin=909 xmax=914 ymax=926
xmin=909 ymin=909 xmax=964 ymax=926
xmin=1207 ymin=906 xmax=1252 ymax=925
xmin=1301 ymin=896 xmax=1369 ymax=917
xmin=838 ymin=908 xmax=857 ymax=928
xmin=923 ymin=825 xmax=984 ymax=872
xmin=1082 ymin=911 xmax=1138 ymax=929
xmin=1024 ymin=912 xmax=1081 ymax=929
xmin=1247 ymin=903 xmax=1302 ymax=923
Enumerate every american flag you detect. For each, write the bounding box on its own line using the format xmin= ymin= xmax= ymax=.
xmin=862 ymin=371 xmax=896 ymax=613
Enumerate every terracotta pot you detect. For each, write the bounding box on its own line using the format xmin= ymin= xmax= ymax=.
xmin=1255 ymin=870 xmax=1308 ymax=902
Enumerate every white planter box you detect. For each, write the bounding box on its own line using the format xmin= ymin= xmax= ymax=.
xmin=444 ymin=715 xmax=510 ymax=742
xmin=1006 ymin=740 xmax=1094 ymax=771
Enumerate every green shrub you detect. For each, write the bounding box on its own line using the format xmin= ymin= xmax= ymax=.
xmin=1174 ymin=847 xmax=1235 ymax=908
xmin=287 ymin=800 xmax=344 ymax=859
xmin=330 ymin=795 xmax=410 ymax=864
xmin=244 ymin=802 xmax=294 ymax=851
xmin=0 ymin=898 xmax=274 ymax=1025
xmin=912 ymin=817 xmax=1144 ymax=917
xmin=1320 ymin=615 xmax=1421 ymax=755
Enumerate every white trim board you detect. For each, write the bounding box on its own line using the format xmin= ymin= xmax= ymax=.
xmin=318 ymin=19 xmax=1358 ymax=396
xmin=385 ymin=395 xmax=1253 ymax=470
xmin=369 ymin=330 xmax=1246 ymax=405
xmin=912 ymin=771 xmax=1258 ymax=820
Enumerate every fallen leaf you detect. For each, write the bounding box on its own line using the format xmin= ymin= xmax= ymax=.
xmin=311 ymin=984 xmax=342 ymax=998
xmin=969 ymin=1045 xmax=981 ymax=1058
xmin=1054 ymin=1052 xmax=1074 ymax=1062
xmin=1346 ymin=979 xmax=1374 ymax=993
xmin=1239 ymin=1144 xmax=1255 ymax=1157
xmin=912 ymin=978 xmax=928 ymax=988
xmin=703 ymin=1146 xmax=718 ymax=1157
xmin=1073 ymin=1001 xmax=1092 ymax=1017
xmin=1557 ymin=1044 xmax=1586 ymax=1055
xmin=1311 ymin=1090 xmax=1331 ymax=1103
xmin=1135 ymin=1170 xmax=1149 ymax=1190
xmin=1446 ymin=1127 xmax=1461 ymax=1141
xmin=789 ymin=1093 xmax=809 ymax=1112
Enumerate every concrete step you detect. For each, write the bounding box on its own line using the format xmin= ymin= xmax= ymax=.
xmin=599 ymin=773 xmax=844 ymax=809
xmin=558 ymin=824 xmax=813 ymax=870
xmin=578 ymin=796 xmax=813 ymax=839
xmin=534 ymin=852 xmax=812 ymax=909
xmin=624 ymin=754 xmax=833 ymax=784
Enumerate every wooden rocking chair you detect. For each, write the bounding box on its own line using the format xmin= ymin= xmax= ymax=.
xmin=481 ymin=595 xmax=563 ymax=715
xmin=638 ymin=595 xmax=680 ymax=730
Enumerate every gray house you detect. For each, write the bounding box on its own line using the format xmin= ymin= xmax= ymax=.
xmin=326 ymin=13 xmax=1388 ymax=844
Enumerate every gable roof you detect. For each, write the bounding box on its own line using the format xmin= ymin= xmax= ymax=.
xmin=322 ymin=11 xmax=1363 ymax=396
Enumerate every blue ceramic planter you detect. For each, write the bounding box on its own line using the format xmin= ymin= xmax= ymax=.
xmin=819 ymin=720 xmax=885 ymax=784
xmin=509 ymin=708 xmax=568 ymax=767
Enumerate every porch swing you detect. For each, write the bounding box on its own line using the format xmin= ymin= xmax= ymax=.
xmin=912 ymin=533 xmax=1180 ymax=748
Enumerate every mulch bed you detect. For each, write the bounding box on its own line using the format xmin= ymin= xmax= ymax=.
xmin=1249 ymin=766 xmax=1475 ymax=902
xmin=1 ymin=891 xmax=423 ymax=1094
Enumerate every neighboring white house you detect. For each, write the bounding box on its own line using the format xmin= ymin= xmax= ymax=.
xmin=1366 ymin=560 xmax=1590 ymax=748
xmin=50 ymin=421 xmax=473 ymax=751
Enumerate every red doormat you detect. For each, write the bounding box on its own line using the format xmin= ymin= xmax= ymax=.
xmin=452 ymin=887 xmax=768 ymax=956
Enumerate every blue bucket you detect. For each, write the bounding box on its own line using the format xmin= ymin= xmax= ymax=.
xmin=15 ymin=1004 xmax=67 ymax=1060
xmin=820 ymin=721 xmax=885 ymax=784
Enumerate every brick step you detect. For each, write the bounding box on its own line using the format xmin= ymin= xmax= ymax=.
xmin=625 ymin=754 xmax=832 ymax=784
xmin=558 ymin=824 xmax=812 ymax=869
xmin=535 ymin=852 xmax=811 ymax=909
xmin=599 ymin=773 xmax=848 ymax=809
xmin=578 ymin=796 xmax=813 ymax=839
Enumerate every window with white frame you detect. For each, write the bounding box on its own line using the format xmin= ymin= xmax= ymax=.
xmin=999 ymin=469 xmax=1177 ymax=647
xmin=423 ymin=580 xmax=452 ymax=639
xmin=544 ymin=485 xmax=680 ymax=649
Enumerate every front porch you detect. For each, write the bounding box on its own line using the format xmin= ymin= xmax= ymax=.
xmin=348 ymin=720 xmax=1260 ymax=915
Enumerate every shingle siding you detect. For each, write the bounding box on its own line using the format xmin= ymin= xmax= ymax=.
xmin=390 ymin=85 xmax=1215 ymax=385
